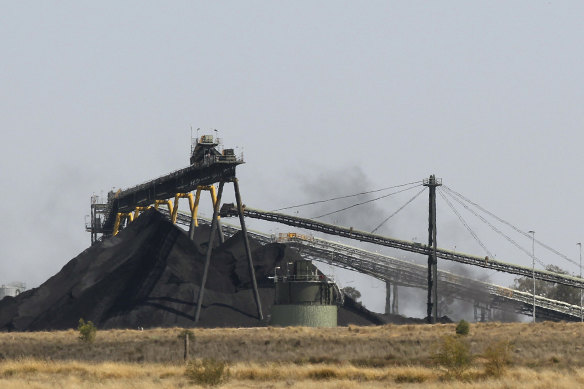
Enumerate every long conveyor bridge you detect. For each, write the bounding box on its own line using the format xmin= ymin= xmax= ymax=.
xmin=166 ymin=209 xmax=582 ymax=322
xmin=220 ymin=205 xmax=584 ymax=289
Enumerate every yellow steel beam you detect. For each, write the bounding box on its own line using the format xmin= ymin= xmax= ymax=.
xmin=172 ymin=193 xmax=195 ymax=223
xmin=133 ymin=206 xmax=152 ymax=220
xmin=113 ymin=212 xmax=134 ymax=236
xmin=114 ymin=186 xmax=219 ymax=234
xmin=192 ymin=185 xmax=219 ymax=228
xmin=154 ymin=199 xmax=173 ymax=215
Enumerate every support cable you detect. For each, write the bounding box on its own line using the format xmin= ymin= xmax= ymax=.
xmin=371 ymin=187 xmax=426 ymax=234
xmin=437 ymin=188 xmax=494 ymax=258
xmin=271 ymin=181 xmax=423 ymax=212
xmin=443 ymin=185 xmax=579 ymax=268
xmin=312 ymin=183 xmax=422 ymax=219
xmin=441 ymin=187 xmax=547 ymax=268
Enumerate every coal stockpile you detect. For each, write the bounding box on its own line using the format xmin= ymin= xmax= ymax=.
xmin=0 ymin=209 xmax=388 ymax=331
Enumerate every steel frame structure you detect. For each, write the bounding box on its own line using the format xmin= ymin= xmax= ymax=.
xmin=166 ymin=210 xmax=582 ymax=321
xmin=86 ymin=138 xmax=263 ymax=324
xmin=219 ymin=205 xmax=584 ymax=289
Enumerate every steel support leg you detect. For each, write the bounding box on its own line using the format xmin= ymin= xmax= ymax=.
xmin=189 ymin=188 xmax=202 ymax=241
xmin=210 ymin=185 xmax=226 ymax=244
xmin=216 ymin=218 xmax=225 ymax=244
xmin=432 ymin=253 xmax=438 ymax=321
xmin=385 ymin=281 xmax=391 ymax=315
xmin=233 ymin=178 xmax=264 ymax=320
xmin=392 ymin=283 xmax=399 ymax=314
xmin=427 ymin=194 xmax=434 ymax=323
xmin=194 ymin=181 xmax=225 ymax=323
xmin=187 ymin=188 xmax=224 ymax=243
xmin=188 ymin=215 xmax=196 ymax=240
xmin=424 ymin=175 xmax=440 ymax=324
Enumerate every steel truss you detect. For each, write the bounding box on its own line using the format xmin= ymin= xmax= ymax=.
xmin=166 ymin=210 xmax=582 ymax=321
xmin=219 ymin=205 xmax=584 ymax=289
xmin=90 ymin=163 xmax=241 ymax=236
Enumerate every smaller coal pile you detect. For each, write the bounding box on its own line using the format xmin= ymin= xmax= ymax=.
xmin=0 ymin=210 xmax=387 ymax=330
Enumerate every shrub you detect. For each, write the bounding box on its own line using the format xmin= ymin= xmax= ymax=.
xmin=185 ymin=359 xmax=229 ymax=386
xmin=455 ymin=320 xmax=470 ymax=336
xmin=433 ymin=335 xmax=472 ymax=379
xmin=483 ymin=340 xmax=513 ymax=377
xmin=77 ymin=319 xmax=96 ymax=343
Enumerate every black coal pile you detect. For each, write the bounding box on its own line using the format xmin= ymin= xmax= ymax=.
xmin=0 ymin=209 xmax=389 ymax=330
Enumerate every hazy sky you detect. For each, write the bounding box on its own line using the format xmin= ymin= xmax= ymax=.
xmin=2 ymin=2 xmax=584 ymax=319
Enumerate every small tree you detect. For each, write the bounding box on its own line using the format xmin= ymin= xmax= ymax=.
xmin=78 ymin=318 xmax=97 ymax=343
xmin=341 ymin=286 xmax=361 ymax=302
xmin=433 ymin=335 xmax=472 ymax=379
xmin=455 ymin=320 xmax=470 ymax=336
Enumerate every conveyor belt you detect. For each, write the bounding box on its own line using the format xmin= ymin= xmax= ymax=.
xmin=98 ymin=161 xmax=240 ymax=233
xmin=219 ymin=205 xmax=584 ymax=289
xmin=166 ymin=210 xmax=582 ymax=321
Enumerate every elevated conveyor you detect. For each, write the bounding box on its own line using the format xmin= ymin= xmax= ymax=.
xmin=219 ymin=205 xmax=584 ymax=289
xmin=87 ymin=137 xmax=242 ymax=239
xmin=86 ymin=135 xmax=264 ymax=322
xmin=165 ymin=209 xmax=582 ymax=321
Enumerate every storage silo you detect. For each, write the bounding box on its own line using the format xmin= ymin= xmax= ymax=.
xmin=270 ymin=259 xmax=342 ymax=327
xmin=0 ymin=282 xmax=26 ymax=300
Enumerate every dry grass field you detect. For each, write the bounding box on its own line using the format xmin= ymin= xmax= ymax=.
xmin=1 ymin=322 xmax=584 ymax=388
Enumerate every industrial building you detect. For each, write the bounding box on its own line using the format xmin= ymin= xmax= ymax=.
xmin=0 ymin=282 xmax=26 ymax=300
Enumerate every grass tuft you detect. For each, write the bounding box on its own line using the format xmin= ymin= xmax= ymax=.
xmin=185 ymin=358 xmax=229 ymax=386
xmin=307 ymin=367 xmax=338 ymax=380
xmin=395 ymin=372 xmax=427 ymax=383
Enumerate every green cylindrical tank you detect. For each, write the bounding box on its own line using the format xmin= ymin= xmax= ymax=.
xmin=271 ymin=304 xmax=337 ymax=327
xmin=270 ymin=259 xmax=341 ymax=327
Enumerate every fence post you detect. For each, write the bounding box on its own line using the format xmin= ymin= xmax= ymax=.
xmin=184 ymin=334 xmax=190 ymax=361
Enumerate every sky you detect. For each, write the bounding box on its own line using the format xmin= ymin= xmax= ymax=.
xmin=2 ymin=1 xmax=584 ymax=320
